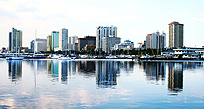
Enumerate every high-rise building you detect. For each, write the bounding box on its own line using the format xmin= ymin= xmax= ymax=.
xmin=59 ymin=28 xmax=68 ymax=51
xmin=47 ymin=35 xmax=52 ymax=51
xmin=96 ymin=25 xmax=117 ymax=51
xmin=30 ymin=40 xmax=34 ymax=52
xmin=35 ymin=38 xmax=47 ymax=52
xmin=51 ymin=31 xmax=59 ymax=51
xmin=9 ymin=32 xmax=12 ymax=51
xmin=9 ymin=28 xmax=23 ymax=52
xmin=102 ymin=37 xmax=121 ymax=53
xmin=168 ymin=21 xmax=184 ymax=48
xmin=146 ymin=31 xmax=166 ymax=49
xmin=68 ymin=35 xmax=78 ymax=50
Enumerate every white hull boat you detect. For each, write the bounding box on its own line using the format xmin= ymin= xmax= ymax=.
xmin=58 ymin=57 xmax=71 ymax=60
xmin=6 ymin=57 xmax=24 ymax=60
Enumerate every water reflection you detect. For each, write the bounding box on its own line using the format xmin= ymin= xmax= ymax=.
xmin=122 ymin=61 xmax=135 ymax=72
xmin=183 ymin=62 xmax=203 ymax=70
xmin=47 ymin=60 xmax=68 ymax=84
xmin=44 ymin=60 xmax=135 ymax=88
xmin=139 ymin=62 xmax=166 ymax=85
xmin=77 ymin=61 xmax=95 ymax=77
xmin=3 ymin=60 xmax=204 ymax=108
xmin=28 ymin=60 xmax=47 ymax=71
xmin=8 ymin=60 xmax=22 ymax=82
xmin=96 ymin=61 xmax=120 ymax=88
xmin=168 ymin=63 xmax=183 ymax=93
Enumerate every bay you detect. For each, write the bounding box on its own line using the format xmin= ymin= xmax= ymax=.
xmin=0 ymin=59 xmax=204 ymax=108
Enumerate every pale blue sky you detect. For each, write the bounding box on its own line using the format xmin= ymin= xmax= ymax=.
xmin=0 ymin=0 xmax=204 ymax=48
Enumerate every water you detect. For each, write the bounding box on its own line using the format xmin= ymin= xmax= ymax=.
xmin=0 ymin=59 xmax=204 ymax=108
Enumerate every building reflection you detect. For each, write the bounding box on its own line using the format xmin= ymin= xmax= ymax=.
xmin=183 ymin=62 xmax=203 ymax=70
xmin=96 ymin=61 xmax=120 ymax=88
xmin=168 ymin=62 xmax=183 ymax=93
xmin=8 ymin=60 xmax=22 ymax=82
xmin=29 ymin=60 xmax=47 ymax=72
xmin=122 ymin=61 xmax=134 ymax=72
xmin=77 ymin=61 xmax=95 ymax=77
xmin=47 ymin=60 xmax=78 ymax=84
xmin=46 ymin=60 xmax=134 ymax=86
xmin=140 ymin=62 xmax=166 ymax=85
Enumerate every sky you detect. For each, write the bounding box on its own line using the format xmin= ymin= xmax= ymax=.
xmin=0 ymin=0 xmax=204 ymax=48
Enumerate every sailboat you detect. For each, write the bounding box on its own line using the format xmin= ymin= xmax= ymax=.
xmin=6 ymin=33 xmax=24 ymax=60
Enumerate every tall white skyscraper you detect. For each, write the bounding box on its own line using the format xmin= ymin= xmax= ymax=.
xmin=96 ymin=25 xmax=117 ymax=51
xmin=59 ymin=28 xmax=68 ymax=51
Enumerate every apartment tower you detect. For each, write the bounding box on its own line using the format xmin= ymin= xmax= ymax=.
xmin=96 ymin=25 xmax=117 ymax=51
xmin=168 ymin=21 xmax=184 ymax=48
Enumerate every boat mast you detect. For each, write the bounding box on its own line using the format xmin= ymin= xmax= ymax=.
xmin=16 ymin=33 xmax=17 ymax=57
xmin=34 ymin=29 xmax=37 ymax=55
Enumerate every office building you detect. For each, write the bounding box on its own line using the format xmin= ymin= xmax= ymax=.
xmin=102 ymin=37 xmax=121 ymax=53
xmin=68 ymin=35 xmax=78 ymax=50
xmin=35 ymin=38 xmax=47 ymax=52
xmin=9 ymin=28 xmax=23 ymax=52
xmin=47 ymin=35 xmax=52 ymax=51
xmin=146 ymin=31 xmax=166 ymax=49
xmin=52 ymin=31 xmax=59 ymax=51
xmin=78 ymin=36 xmax=96 ymax=51
xmin=73 ymin=43 xmax=78 ymax=51
xmin=59 ymin=28 xmax=68 ymax=51
xmin=168 ymin=21 xmax=184 ymax=48
xmin=96 ymin=25 xmax=117 ymax=51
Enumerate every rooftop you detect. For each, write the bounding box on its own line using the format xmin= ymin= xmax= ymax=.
xmin=168 ymin=21 xmax=184 ymax=25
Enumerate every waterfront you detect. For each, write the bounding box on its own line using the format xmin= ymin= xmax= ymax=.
xmin=0 ymin=59 xmax=204 ymax=108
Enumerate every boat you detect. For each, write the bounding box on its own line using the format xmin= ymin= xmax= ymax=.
xmin=49 ymin=54 xmax=62 ymax=59
xmin=31 ymin=54 xmax=47 ymax=59
xmin=58 ymin=56 xmax=71 ymax=60
xmin=6 ymin=56 xmax=24 ymax=60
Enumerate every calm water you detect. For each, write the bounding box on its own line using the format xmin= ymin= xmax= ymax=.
xmin=0 ymin=59 xmax=204 ymax=108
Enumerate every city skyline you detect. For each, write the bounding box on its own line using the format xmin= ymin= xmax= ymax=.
xmin=1 ymin=0 xmax=204 ymax=48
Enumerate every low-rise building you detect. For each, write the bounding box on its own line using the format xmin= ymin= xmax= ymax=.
xmin=114 ymin=39 xmax=134 ymax=50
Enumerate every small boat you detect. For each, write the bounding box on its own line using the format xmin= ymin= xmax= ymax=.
xmin=49 ymin=54 xmax=62 ymax=59
xmin=58 ymin=57 xmax=71 ymax=60
xmin=32 ymin=54 xmax=47 ymax=59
